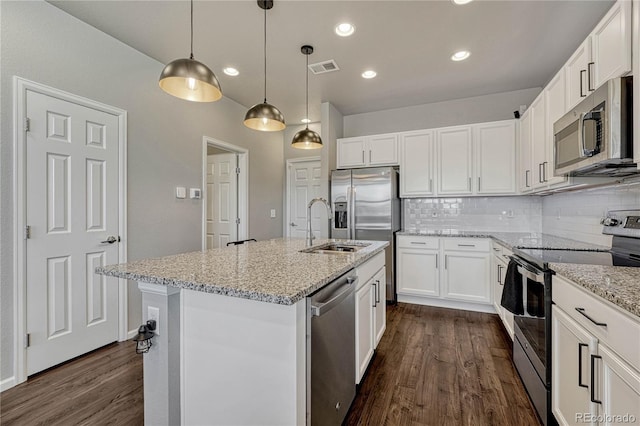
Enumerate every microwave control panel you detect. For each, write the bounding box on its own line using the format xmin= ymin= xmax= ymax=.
xmin=624 ymin=216 xmax=640 ymax=229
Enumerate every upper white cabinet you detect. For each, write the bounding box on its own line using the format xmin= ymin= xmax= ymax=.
xmin=565 ymin=0 xmax=631 ymax=110
xmin=518 ymin=110 xmax=532 ymax=193
xmin=544 ymin=68 xmax=569 ymax=187
xmin=337 ymin=134 xmax=398 ymax=169
xmin=437 ymin=126 xmax=473 ymax=195
xmin=399 ymin=130 xmax=435 ymax=197
xmin=475 ymin=120 xmax=517 ymax=195
xmin=530 ymin=93 xmax=547 ymax=189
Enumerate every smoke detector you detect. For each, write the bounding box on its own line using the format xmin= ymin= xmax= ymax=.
xmin=308 ymin=59 xmax=340 ymax=75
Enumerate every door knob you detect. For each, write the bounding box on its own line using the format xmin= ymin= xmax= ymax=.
xmin=289 ymin=222 xmax=298 ymax=227
xmin=101 ymin=236 xmax=120 ymax=244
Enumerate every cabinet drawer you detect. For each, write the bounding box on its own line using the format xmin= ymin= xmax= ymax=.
xmin=553 ymin=275 xmax=640 ymax=372
xmin=396 ymin=235 xmax=439 ymax=249
xmin=355 ymin=251 xmax=385 ymax=289
xmin=442 ymin=238 xmax=490 ymax=252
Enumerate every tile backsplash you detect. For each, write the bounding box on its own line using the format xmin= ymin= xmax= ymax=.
xmin=403 ymin=196 xmax=542 ymax=233
xmin=542 ymin=182 xmax=640 ymax=246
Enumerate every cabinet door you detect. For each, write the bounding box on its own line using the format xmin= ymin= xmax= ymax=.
xmin=544 ymin=69 xmax=569 ymax=187
xmin=399 ymin=131 xmax=435 ymax=197
xmin=368 ymin=135 xmax=398 ymax=166
xmin=551 ymin=306 xmax=597 ymax=426
xmin=373 ymin=267 xmax=386 ymax=348
xmin=397 ymin=248 xmax=439 ymax=297
xmin=337 ymin=137 xmax=366 ymax=168
xmin=437 ymin=126 xmax=473 ymax=195
xmin=475 ymin=120 xmax=516 ymax=194
xmin=442 ymin=251 xmax=490 ymax=304
xmin=596 ymin=344 xmax=640 ymax=425
xmin=530 ymin=93 xmax=547 ymax=189
xmin=519 ymin=110 xmax=533 ymax=192
xmin=590 ymin=0 xmax=632 ymax=90
xmin=355 ymin=281 xmax=374 ymax=384
xmin=566 ymin=38 xmax=591 ymax=110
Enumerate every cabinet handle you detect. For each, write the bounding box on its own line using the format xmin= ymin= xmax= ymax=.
xmin=587 ymin=62 xmax=594 ymax=91
xmin=369 ymin=150 xmax=372 ymax=164
xmin=372 ymin=281 xmax=377 ymax=308
xmin=525 ymin=170 xmax=530 ymax=188
xmin=580 ymin=69 xmax=586 ymax=97
xmin=578 ymin=343 xmax=588 ymax=388
xmin=497 ymin=265 xmax=502 ymax=283
xmin=435 ymin=254 xmax=438 ymax=269
xmin=542 ymin=161 xmax=548 ymax=182
xmin=575 ymin=307 xmax=607 ymax=327
xmin=362 ymin=151 xmax=365 ymax=164
xmin=376 ymin=279 xmax=381 ymax=304
xmin=590 ymin=354 xmax=602 ymax=404
xmin=444 ymin=255 xmax=448 ymax=269
xmin=478 ymin=177 xmax=481 ymax=192
xmin=410 ymin=241 xmax=427 ymax=245
xmin=457 ymin=244 xmax=476 ymax=247
xmin=468 ymin=177 xmax=471 ymax=191
xmin=538 ymin=163 xmax=544 ymax=183
xmin=429 ymin=179 xmax=433 ymax=193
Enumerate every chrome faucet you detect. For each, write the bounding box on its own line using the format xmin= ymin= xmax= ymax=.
xmin=307 ymin=198 xmax=332 ymax=247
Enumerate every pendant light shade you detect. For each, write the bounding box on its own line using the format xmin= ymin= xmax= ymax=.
xmin=291 ymin=45 xmax=322 ymax=149
xmin=244 ymin=0 xmax=286 ymax=131
xmin=158 ymin=0 xmax=222 ymax=102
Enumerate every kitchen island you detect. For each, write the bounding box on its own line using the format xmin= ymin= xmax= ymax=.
xmin=97 ymin=238 xmax=388 ymax=426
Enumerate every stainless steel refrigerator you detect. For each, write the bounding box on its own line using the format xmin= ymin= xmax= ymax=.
xmin=330 ymin=167 xmax=401 ymax=302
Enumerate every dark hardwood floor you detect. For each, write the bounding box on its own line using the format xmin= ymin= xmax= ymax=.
xmin=0 ymin=303 xmax=540 ymax=426
xmin=345 ymin=303 xmax=541 ymax=426
xmin=0 ymin=342 xmax=143 ymax=425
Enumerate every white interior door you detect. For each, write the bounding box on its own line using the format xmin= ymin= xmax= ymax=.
xmin=207 ymin=153 xmax=238 ymax=248
xmin=25 ymin=89 xmax=119 ymax=375
xmin=287 ymin=160 xmax=322 ymax=239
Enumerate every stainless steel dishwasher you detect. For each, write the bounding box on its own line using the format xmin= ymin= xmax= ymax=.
xmin=306 ymin=271 xmax=357 ymax=426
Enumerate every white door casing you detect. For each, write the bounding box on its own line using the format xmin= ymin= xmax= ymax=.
xmin=206 ymin=153 xmax=238 ymax=248
xmin=286 ymin=158 xmax=322 ymax=239
xmin=13 ymin=77 xmax=127 ymax=385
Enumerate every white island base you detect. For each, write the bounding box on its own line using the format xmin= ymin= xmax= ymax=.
xmin=138 ymin=283 xmax=307 ymax=426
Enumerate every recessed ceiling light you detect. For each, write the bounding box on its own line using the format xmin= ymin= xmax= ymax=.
xmin=301 ymin=118 xmax=311 ymax=124
xmin=335 ymin=23 xmax=355 ymax=37
xmin=451 ymin=50 xmax=471 ymax=61
xmin=451 ymin=0 xmax=474 ymax=4
xmin=223 ymin=67 xmax=239 ymax=76
xmin=362 ymin=70 xmax=377 ymax=79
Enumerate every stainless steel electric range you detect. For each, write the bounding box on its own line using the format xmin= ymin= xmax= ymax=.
xmin=508 ymin=210 xmax=640 ymax=426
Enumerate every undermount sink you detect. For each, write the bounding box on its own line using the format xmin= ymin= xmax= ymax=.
xmin=301 ymin=242 xmax=370 ymax=255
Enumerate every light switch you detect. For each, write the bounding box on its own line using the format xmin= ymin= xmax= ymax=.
xmin=190 ymin=188 xmax=201 ymax=199
xmin=176 ymin=187 xmax=186 ymax=199
xmin=270 ymin=209 xmax=276 ymax=218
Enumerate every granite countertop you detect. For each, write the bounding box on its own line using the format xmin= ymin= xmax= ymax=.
xmin=550 ymin=263 xmax=640 ymax=318
xmin=96 ymin=238 xmax=388 ymax=305
xmin=397 ymin=230 xmax=609 ymax=251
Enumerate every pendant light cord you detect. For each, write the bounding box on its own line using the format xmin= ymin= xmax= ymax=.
xmin=263 ymin=6 xmax=267 ymax=103
xmin=189 ymin=0 xmax=194 ymax=60
xmin=305 ymin=53 xmax=309 ymax=129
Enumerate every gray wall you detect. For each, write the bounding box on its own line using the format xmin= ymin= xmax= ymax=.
xmin=343 ymin=87 xmax=541 ymax=137
xmin=1 ymin=0 xmax=283 ymax=382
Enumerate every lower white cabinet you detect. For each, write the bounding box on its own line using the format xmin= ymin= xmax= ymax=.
xmin=552 ymin=275 xmax=640 ymax=426
xmin=491 ymin=245 xmax=514 ymax=338
xmin=354 ymin=253 xmax=386 ymax=384
xmin=396 ymin=236 xmax=492 ymax=311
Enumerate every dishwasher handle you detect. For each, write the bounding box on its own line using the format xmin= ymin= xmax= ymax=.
xmin=311 ymin=276 xmax=357 ymax=317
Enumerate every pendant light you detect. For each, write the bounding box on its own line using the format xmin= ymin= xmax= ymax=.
xmin=244 ymin=0 xmax=286 ymax=131
xmin=158 ymin=0 xmax=222 ymax=102
xmin=291 ymin=45 xmax=323 ymax=149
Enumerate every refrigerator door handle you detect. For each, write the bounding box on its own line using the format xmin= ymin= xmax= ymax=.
xmin=349 ymin=186 xmax=356 ymax=240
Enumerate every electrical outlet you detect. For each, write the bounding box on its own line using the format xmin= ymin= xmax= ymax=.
xmin=270 ymin=209 xmax=276 ymax=218
xmin=148 ymin=306 xmax=160 ymax=336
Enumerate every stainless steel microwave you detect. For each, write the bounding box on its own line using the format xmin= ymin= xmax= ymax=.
xmin=553 ymin=76 xmax=634 ymax=176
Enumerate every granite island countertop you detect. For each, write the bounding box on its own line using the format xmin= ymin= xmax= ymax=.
xmin=96 ymin=238 xmax=388 ymax=305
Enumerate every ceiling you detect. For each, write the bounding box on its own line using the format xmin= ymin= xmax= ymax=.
xmin=49 ymin=0 xmax=614 ymax=125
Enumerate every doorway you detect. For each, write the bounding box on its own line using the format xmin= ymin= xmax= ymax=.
xmin=202 ymin=137 xmax=248 ymax=250
xmin=13 ymin=77 xmax=127 ymax=385
xmin=285 ymin=157 xmax=324 ymax=239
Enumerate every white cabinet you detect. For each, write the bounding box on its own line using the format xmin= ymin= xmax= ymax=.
xmin=565 ymin=0 xmax=631 ymax=110
xmin=544 ymin=69 xmax=569 ymax=187
xmin=337 ymin=134 xmax=398 ymax=169
xmin=518 ymin=110 xmax=533 ymax=193
xmin=552 ymin=274 xmax=640 ymax=426
xmin=373 ymin=267 xmax=386 ymax=347
xmin=530 ymin=93 xmax=547 ymax=189
xmin=437 ymin=126 xmax=473 ymax=195
xmin=491 ymin=244 xmax=513 ymax=339
xmin=355 ymin=280 xmax=374 ymax=383
xmin=399 ymin=130 xmax=435 ymax=197
xmin=397 ymin=236 xmax=439 ymax=297
xmin=442 ymin=250 xmax=490 ymax=304
xmin=474 ymin=120 xmax=516 ymax=195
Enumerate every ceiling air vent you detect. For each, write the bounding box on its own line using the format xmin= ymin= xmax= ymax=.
xmin=308 ymin=60 xmax=340 ymax=75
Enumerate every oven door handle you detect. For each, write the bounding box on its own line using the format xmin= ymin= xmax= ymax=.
xmin=509 ymin=256 xmax=545 ymax=283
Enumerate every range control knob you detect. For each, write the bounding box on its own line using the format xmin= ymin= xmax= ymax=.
xmin=602 ymin=217 xmax=620 ymax=226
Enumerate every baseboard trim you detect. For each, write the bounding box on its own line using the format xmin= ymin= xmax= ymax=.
xmin=1 ymin=376 xmax=16 ymax=392
xmin=126 ymin=329 xmax=137 ymax=340
xmin=397 ymin=294 xmax=497 ymax=314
